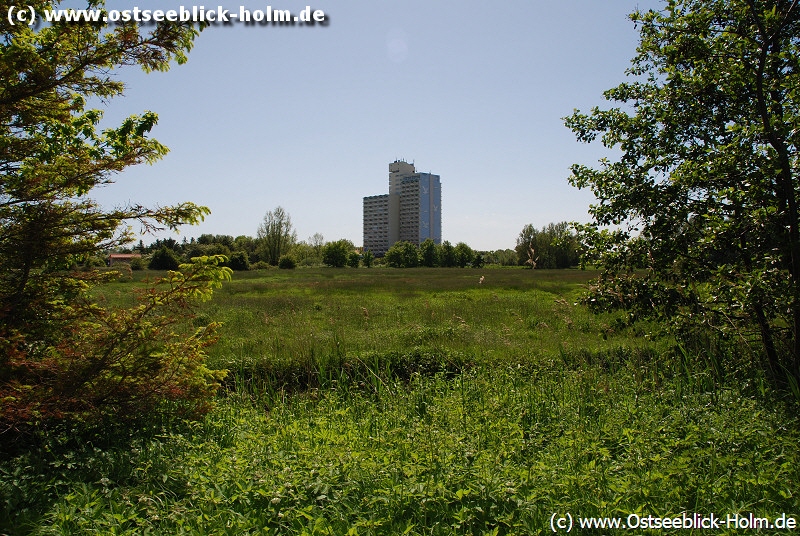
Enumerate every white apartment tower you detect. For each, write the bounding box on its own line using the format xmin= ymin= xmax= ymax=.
xmin=363 ymin=160 xmax=441 ymax=256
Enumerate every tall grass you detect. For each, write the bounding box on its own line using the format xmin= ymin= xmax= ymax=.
xmin=2 ymin=267 xmax=798 ymax=535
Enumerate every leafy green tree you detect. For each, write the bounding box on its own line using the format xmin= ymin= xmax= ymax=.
xmin=228 ymin=250 xmax=250 ymax=271
xmin=347 ymin=251 xmax=361 ymax=268
xmin=488 ymin=249 xmax=518 ymax=266
xmin=438 ymin=240 xmax=456 ymax=267
xmin=0 ymin=3 xmax=229 ymax=433
xmin=278 ymin=255 xmax=296 ymax=269
xmin=257 ymin=206 xmax=296 ymax=265
xmin=565 ymin=0 xmax=800 ymax=386
xmin=322 ymin=239 xmax=353 ymax=268
xmin=454 ymin=242 xmax=474 ymax=268
xmin=515 ymin=222 xmax=579 ymax=269
xmin=289 ymin=241 xmax=321 ymax=266
xmin=419 ymin=238 xmax=439 ymax=267
xmin=362 ymin=250 xmax=374 ymax=268
xmin=385 ymin=241 xmax=420 ymax=268
xmin=149 ymin=246 xmax=182 ymax=271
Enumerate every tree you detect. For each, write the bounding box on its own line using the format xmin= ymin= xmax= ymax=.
xmin=454 ymin=242 xmax=474 ymax=268
xmin=0 ymin=2 xmax=229 ymax=434
xmin=149 ymin=246 xmax=182 ymax=271
xmin=419 ymin=238 xmax=439 ymax=267
xmin=515 ymin=222 xmax=579 ymax=269
xmin=488 ymin=249 xmax=518 ymax=266
xmin=278 ymin=254 xmax=296 ymax=269
xmin=385 ymin=241 xmax=420 ymax=268
xmin=347 ymin=251 xmax=361 ymax=268
xmin=438 ymin=241 xmax=457 ymax=267
xmin=228 ymin=250 xmax=251 ymax=271
xmin=564 ymin=0 xmax=800 ymax=386
xmin=362 ymin=250 xmax=374 ymax=268
xmin=257 ymin=206 xmax=296 ymax=265
xmin=322 ymin=239 xmax=353 ymax=268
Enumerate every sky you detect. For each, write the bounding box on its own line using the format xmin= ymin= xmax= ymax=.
xmin=90 ymin=0 xmax=664 ymax=251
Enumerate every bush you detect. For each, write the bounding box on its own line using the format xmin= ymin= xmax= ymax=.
xmin=148 ymin=247 xmax=182 ymax=271
xmin=129 ymin=257 xmax=145 ymax=270
xmin=385 ymin=241 xmax=420 ymax=268
xmin=0 ymin=257 xmax=231 ymax=435
xmin=278 ymin=255 xmax=297 ymax=269
xmin=228 ymin=250 xmax=250 ymax=271
xmin=251 ymin=261 xmax=272 ymax=270
xmin=362 ymin=250 xmax=374 ymax=268
xmin=323 ymin=240 xmax=353 ymax=268
xmin=347 ymin=252 xmax=360 ymax=268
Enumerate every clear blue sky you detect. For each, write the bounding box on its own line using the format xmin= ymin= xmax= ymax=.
xmin=93 ymin=0 xmax=663 ymax=251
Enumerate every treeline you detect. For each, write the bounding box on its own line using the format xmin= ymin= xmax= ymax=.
xmin=113 ymin=207 xmax=581 ymax=270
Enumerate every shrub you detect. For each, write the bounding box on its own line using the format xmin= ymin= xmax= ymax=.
xmin=278 ymin=255 xmax=297 ymax=269
xmin=347 ymin=252 xmax=360 ymax=268
xmin=362 ymin=250 xmax=374 ymax=268
xmin=251 ymin=261 xmax=272 ymax=270
xmin=385 ymin=241 xmax=420 ymax=268
xmin=129 ymin=257 xmax=145 ymax=270
xmin=148 ymin=247 xmax=182 ymax=271
xmin=228 ymin=250 xmax=250 ymax=271
xmin=323 ymin=240 xmax=353 ymax=268
xmin=0 ymin=257 xmax=231 ymax=435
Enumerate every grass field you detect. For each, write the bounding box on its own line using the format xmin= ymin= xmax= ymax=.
xmin=2 ymin=267 xmax=798 ymax=534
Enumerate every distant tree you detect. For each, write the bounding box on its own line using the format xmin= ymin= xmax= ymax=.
xmin=233 ymin=235 xmax=257 ymax=259
xmin=228 ymin=251 xmax=250 ymax=271
xmin=322 ymin=239 xmax=353 ymax=268
xmin=362 ymin=250 xmax=374 ymax=268
xmin=278 ymin=255 xmax=296 ymax=269
xmin=146 ymin=237 xmax=180 ymax=253
xmin=454 ymin=242 xmax=474 ymax=268
xmin=347 ymin=251 xmax=361 ymax=268
xmin=385 ymin=241 xmax=420 ymax=268
xmin=438 ymin=241 xmax=456 ymax=267
xmin=419 ymin=238 xmax=438 ymax=267
xmin=149 ymin=247 xmax=182 ymax=271
xmin=488 ymin=249 xmax=518 ymax=266
xmin=289 ymin=241 xmax=321 ymax=266
xmin=472 ymin=252 xmax=485 ymax=269
xmin=309 ymin=233 xmax=325 ymax=255
xmin=400 ymin=241 xmax=421 ymax=268
xmin=257 ymin=206 xmax=297 ymax=265
xmin=515 ymin=222 xmax=579 ymax=269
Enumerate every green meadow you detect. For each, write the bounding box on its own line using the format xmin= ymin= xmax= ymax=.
xmin=2 ymin=268 xmax=798 ymax=535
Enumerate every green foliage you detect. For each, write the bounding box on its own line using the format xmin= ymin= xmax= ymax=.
xmin=454 ymin=242 xmax=474 ymax=268
xmin=419 ymin=238 xmax=438 ymax=267
xmin=288 ymin=241 xmax=321 ymax=267
xmin=322 ymin=239 xmax=353 ymax=268
xmin=362 ymin=249 xmax=374 ymax=268
xmin=0 ymin=256 xmax=231 ymax=434
xmin=347 ymin=251 xmax=360 ymax=268
xmin=129 ymin=257 xmax=145 ymax=271
xmin=486 ymin=249 xmax=518 ymax=266
xmin=148 ymin=246 xmax=182 ymax=271
xmin=227 ymin=250 xmax=250 ymax=271
xmin=257 ymin=207 xmax=296 ymax=265
xmin=278 ymin=255 xmax=297 ymax=270
xmin=0 ymin=2 xmax=228 ymax=436
xmin=438 ymin=240 xmax=456 ymax=267
xmin=385 ymin=241 xmax=420 ymax=268
xmin=565 ymin=0 xmax=800 ymax=387
xmin=251 ymin=261 xmax=272 ymax=270
xmin=516 ymin=222 xmax=580 ymax=269
xmin=1 ymin=268 xmax=796 ymax=534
